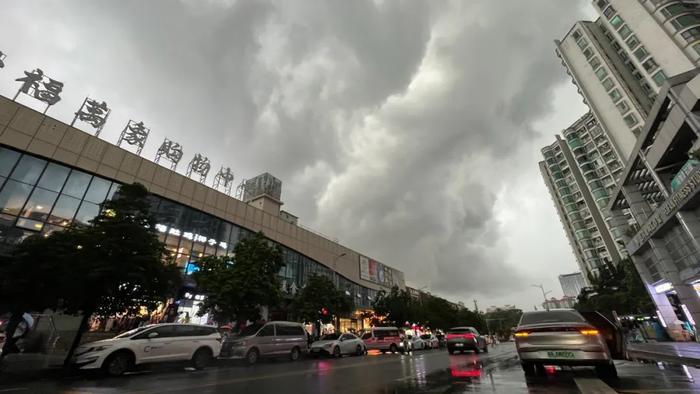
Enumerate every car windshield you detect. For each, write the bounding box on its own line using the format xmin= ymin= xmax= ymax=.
xmin=238 ymin=324 xmax=264 ymax=337
xmin=420 ymin=334 xmax=431 ymax=339
xmin=520 ymin=311 xmax=585 ymax=325
xmin=114 ymin=326 xmax=151 ymax=339
xmin=448 ymin=328 xmax=472 ymax=334
xmin=321 ymin=333 xmax=340 ymax=340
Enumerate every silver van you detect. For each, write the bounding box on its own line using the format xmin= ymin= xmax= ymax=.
xmin=219 ymin=321 xmax=308 ymax=365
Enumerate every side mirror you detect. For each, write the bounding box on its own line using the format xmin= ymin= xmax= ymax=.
xmin=148 ymin=332 xmax=159 ymax=339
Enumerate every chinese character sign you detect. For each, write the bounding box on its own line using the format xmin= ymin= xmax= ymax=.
xmin=117 ymin=120 xmax=150 ymax=155
xmin=155 ymin=138 xmax=184 ymax=170
xmin=0 ymin=51 xmax=6 ymax=68
xmin=13 ymin=68 xmax=64 ymax=112
xmin=72 ymin=97 xmax=111 ymax=136
xmin=186 ymin=154 xmax=211 ymax=182
xmin=213 ymin=166 xmax=235 ymax=194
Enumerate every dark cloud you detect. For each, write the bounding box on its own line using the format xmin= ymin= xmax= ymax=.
xmin=0 ymin=0 xmax=593 ymax=306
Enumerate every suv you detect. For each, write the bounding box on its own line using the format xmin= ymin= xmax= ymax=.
xmin=446 ymin=327 xmax=488 ymax=354
xmin=219 ymin=321 xmax=308 ymax=365
xmin=360 ymin=327 xmax=406 ymax=353
xmin=73 ymin=323 xmax=222 ymax=376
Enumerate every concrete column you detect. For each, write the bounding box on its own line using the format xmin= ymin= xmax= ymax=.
xmin=630 ymin=253 xmax=678 ymax=337
xmin=649 ymin=239 xmax=700 ymax=338
xmin=621 ymin=186 xmax=652 ymax=224
xmin=676 ymin=210 xmax=700 ymax=260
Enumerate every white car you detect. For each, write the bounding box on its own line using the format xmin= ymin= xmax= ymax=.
xmin=408 ymin=335 xmax=426 ymax=350
xmin=310 ymin=332 xmax=366 ymax=357
xmin=73 ymin=323 xmax=222 ymax=376
xmin=420 ymin=334 xmax=439 ymax=349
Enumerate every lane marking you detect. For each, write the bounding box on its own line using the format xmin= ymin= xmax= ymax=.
xmin=574 ymin=377 xmax=616 ymax=394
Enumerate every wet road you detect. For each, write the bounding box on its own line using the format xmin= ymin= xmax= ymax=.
xmin=3 ymin=343 xmax=700 ymax=393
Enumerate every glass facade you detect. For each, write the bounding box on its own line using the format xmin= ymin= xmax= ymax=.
xmin=0 ymin=145 xmax=378 ymax=309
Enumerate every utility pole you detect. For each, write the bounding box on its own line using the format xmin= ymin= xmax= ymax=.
xmin=473 ymin=299 xmax=479 ymax=313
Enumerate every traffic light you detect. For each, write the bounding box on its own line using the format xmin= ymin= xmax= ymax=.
xmin=321 ymin=307 xmax=329 ymax=316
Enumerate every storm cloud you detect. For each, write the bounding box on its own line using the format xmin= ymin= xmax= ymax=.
xmin=0 ymin=0 xmax=595 ymax=308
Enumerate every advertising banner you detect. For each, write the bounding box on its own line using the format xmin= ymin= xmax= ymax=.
xmin=359 ymin=255 xmax=371 ymax=281
xmin=359 ymin=255 xmax=397 ymax=287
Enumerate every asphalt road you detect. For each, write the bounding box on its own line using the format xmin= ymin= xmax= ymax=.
xmin=3 ymin=343 xmax=700 ymax=393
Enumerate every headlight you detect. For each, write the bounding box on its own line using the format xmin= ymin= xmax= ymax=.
xmin=399 ymin=342 xmax=404 ymax=347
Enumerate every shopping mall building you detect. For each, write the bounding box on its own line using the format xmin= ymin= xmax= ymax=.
xmin=0 ymin=94 xmax=405 ymax=332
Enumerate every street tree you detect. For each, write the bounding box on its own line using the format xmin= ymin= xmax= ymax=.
xmin=372 ymin=286 xmax=415 ymax=326
xmin=0 ymin=183 xmax=182 ymax=362
xmin=290 ymin=274 xmax=354 ymax=324
xmin=483 ymin=307 xmax=523 ymax=339
xmin=193 ymin=231 xmax=284 ymax=324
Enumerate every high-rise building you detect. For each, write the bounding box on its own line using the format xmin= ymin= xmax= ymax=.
xmin=556 ymin=0 xmax=700 ymax=161
xmin=608 ymin=69 xmax=700 ymax=338
xmin=539 ymin=113 xmax=632 ymax=277
xmin=559 ymin=272 xmax=587 ymax=298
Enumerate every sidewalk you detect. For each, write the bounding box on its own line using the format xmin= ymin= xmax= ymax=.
xmin=627 ymin=341 xmax=700 ymax=367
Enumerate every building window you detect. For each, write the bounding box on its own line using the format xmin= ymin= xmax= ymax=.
xmin=602 ymin=78 xmax=615 ymax=91
xmin=596 ymin=0 xmax=608 ymax=9
xmin=616 ymin=100 xmax=630 ymax=114
xmin=47 ymin=194 xmax=81 ymax=226
xmin=10 ymin=156 xmax=47 ymax=185
xmin=577 ymin=37 xmax=588 ymax=49
xmin=642 ymin=58 xmax=658 ymax=73
xmin=572 ymin=30 xmax=582 ymax=40
xmin=609 ymin=88 xmax=622 ymax=102
xmin=624 ymin=113 xmax=638 ymax=127
xmin=590 ymin=57 xmax=601 ymax=69
xmin=595 ymin=67 xmax=608 ymax=80
xmin=0 ymin=180 xmax=32 ymax=216
xmin=671 ymin=15 xmax=700 ymax=31
xmin=618 ymin=25 xmax=632 ymax=39
xmin=610 ymin=15 xmax=623 ymax=29
xmin=682 ymin=27 xmax=700 ymax=44
xmin=583 ymin=48 xmax=593 ymax=59
xmin=694 ymin=42 xmax=700 ymax=56
xmin=633 ymin=46 xmax=649 ymax=61
xmin=662 ymin=3 xmax=698 ymax=19
xmin=626 ymin=34 xmax=640 ymax=50
xmin=0 ymin=148 xmax=21 ymax=178
xmin=652 ymin=70 xmax=667 ymax=86
xmin=604 ymin=6 xmax=616 ymax=19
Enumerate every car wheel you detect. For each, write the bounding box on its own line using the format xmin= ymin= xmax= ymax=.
xmin=103 ymin=351 xmax=133 ymax=377
xmin=355 ymin=345 xmax=363 ymax=356
xmin=245 ymin=348 xmax=259 ymax=366
xmin=474 ymin=346 xmax=480 ymax=354
xmin=332 ymin=346 xmax=341 ymax=358
xmin=521 ymin=362 xmax=535 ymax=376
xmin=595 ymin=362 xmax=618 ymax=379
xmin=389 ymin=344 xmax=398 ymax=354
xmin=290 ymin=347 xmax=300 ymax=362
xmin=191 ymin=348 xmax=213 ymax=370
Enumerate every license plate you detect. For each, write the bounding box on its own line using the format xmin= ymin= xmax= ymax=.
xmin=455 ymin=343 xmax=463 ymax=347
xmin=546 ymin=351 xmax=575 ymax=359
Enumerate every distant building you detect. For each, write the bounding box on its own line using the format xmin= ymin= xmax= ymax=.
xmin=542 ymin=296 xmax=577 ymax=310
xmin=559 ymin=272 xmax=587 ymax=298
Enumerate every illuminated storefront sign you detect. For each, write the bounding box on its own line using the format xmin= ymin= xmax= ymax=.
xmin=155 ymin=223 xmax=227 ymax=249
xmin=654 ymin=282 xmax=673 ymax=294
xmin=627 ymin=168 xmax=700 ymax=254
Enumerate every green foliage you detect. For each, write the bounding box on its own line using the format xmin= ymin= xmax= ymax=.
xmin=290 ymin=274 xmax=354 ymax=323
xmin=575 ymin=258 xmax=654 ymax=317
xmin=0 ymin=183 xmax=181 ymax=317
xmin=483 ymin=307 xmax=523 ymax=338
xmin=371 ymin=286 xmax=485 ymax=331
xmin=193 ymin=231 xmax=284 ymax=323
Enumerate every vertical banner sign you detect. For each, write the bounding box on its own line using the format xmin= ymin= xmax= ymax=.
xmin=13 ymin=68 xmax=64 ymax=114
xmin=359 ymin=255 xmax=370 ymax=281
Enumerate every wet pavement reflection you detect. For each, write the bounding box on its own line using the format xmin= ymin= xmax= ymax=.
xmin=5 ymin=343 xmax=700 ymax=393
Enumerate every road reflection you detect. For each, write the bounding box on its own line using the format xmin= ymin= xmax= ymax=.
xmin=449 ymin=353 xmax=482 ymax=379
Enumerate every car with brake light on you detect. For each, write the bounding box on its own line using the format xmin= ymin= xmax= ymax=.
xmin=360 ymin=327 xmax=406 ymax=353
xmin=446 ymin=327 xmax=488 ymax=354
xmin=514 ymin=309 xmax=619 ymax=378
xmin=219 ymin=321 xmax=308 ymax=365
xmin=72 ymin=323 xmax=222 ymax=376
xmin=310 ymin=332 xmax=366 ymax=357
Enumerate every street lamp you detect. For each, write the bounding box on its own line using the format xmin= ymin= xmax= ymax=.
xmin=531 ymin=284 xmax=552 ymax=311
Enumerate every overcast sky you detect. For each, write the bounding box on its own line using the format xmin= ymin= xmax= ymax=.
xmin=0 ymin=0 xmax=598 ymax=310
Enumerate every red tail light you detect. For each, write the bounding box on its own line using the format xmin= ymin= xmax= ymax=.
xmin=446 ymin=333 xmax=475 ymax=340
